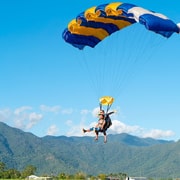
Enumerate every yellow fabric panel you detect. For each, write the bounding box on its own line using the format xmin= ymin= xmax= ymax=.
xmin=84 ymin=6 xmax=98 ymax=20
xmin=74 ymin=27 xmax=109 ymax=40
xmin=68 ymin=22 xmax=109 ymax=40
xmin=68 ymin=19 xmax=78 ymax=32
xmin=105 ymin=2 xmax=123 ymax=16
xmin=100 ymin=96 xmax=114 ymax=105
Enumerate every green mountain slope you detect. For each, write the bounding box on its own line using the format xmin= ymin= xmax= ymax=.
xmin=0 ymin=122 xmax=179 ymax=178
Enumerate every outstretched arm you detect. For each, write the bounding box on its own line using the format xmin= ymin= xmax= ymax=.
xmin=107 ymin=110 xmax=117 ymax=116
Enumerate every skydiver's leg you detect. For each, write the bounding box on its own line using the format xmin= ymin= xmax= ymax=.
xmin=83 ymin=127 xmax=94 ymax=133
xmin=95 ymin=130 xmax=99 ymax=141
xmin=83 ymin=127 xmax=100 ymax=141
xmin=83 ymin=126 xmax=101 ymax=133
xmin=103 ymin=131 xmax=107 ymax=143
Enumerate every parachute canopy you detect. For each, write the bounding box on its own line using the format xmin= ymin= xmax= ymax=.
xmin=99 ymin=96 xmax=114 ymax=113
xmin=62 ymin=2 xmax=179 ymax=49
xmin=100 ymin=96 xmax=114 ymax=106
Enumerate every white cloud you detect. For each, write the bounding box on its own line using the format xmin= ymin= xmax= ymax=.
xmin=65 ymin=111 xmax=97 ymax=137
xmin=65 ymin=120 xmax=95 ymax=137
xmin=40 ymin=105 xmax=73 ymax=115
xmin=107 ymin=119 xmax=175 ymax=140
xmin=65 ymin=117 xmax=87 ymax=137
xmin=109 ymin=119 xmax=141 ymax=134
xmin=66 ymin=119 xmax=73 ymax=126
xmin=14 ymin=106 xmax=32 ymax=115
xmin=80 ymin=109 xmax=90 ymax=116
xmin=142 ymin=129 xmax=175 ymax=139
xmin=2 ymin=106 xmax=43 ymax=130
xmin=66 ymin=125 xmax=83 ymax=137
xmin=47 ymin=125 xmax=59 ymax=136
xmin=0 ymin=106 xmax=42 ymax=130
xmin=14 ymin=111 xmax=43 ymax=130
xmin=61 ymin=108 xmax=73 ymax=114
xmin=26 ymin=112 xmax=43 ymax=129
xmin=92 ymin=107 xmax=100 ymax=117
xmin=0 ymin=108 xmax=11 ymax=121
xmin=40 ymin=105 xmax=61 ymax=113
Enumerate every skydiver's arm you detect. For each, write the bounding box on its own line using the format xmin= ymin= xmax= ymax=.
xmin=107 ymin=110 xmax=116 ymax=116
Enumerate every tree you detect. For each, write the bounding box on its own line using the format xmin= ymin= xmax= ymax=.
xmin=7 ymin=169 xmax=21 ymax=178
xmin=98 ymin=173 xmax=106 ymax=180
xmin=74 ymin=172 xmax=86 ymax=179
xmin=0 ymin=162 xmax=6 ymax=172
xmin=0 ymin=162 xmax=6 ymax=178
xmin=58 ymin=172 xmax=67 ymax=179
xmin=21 ymin=165 xmax=37 ymax=178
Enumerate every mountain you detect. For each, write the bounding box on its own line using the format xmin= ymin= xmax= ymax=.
xmin=0 ymin=121 xmax=180 ymax=178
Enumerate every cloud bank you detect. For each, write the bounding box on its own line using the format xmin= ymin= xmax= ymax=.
xmin=0 ymin=105 xmax=175 ymax=140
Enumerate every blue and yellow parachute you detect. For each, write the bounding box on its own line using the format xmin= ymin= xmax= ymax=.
xmin=62 ymin=2 xmax=179 ymax=50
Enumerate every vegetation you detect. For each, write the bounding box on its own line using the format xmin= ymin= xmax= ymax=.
xmin=0 ymin=162 xmax=36 ymax=179
xmin=1 ymin=162 xmax=176 ymax=180
xmin=0 ymin=161 xmax=127 ymax=179
xmin=0 ymin=122 xmax=180 ymax=178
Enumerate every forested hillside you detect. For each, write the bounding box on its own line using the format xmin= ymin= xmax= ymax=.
xmin=0 ymin=122 xmax=179 ymax=178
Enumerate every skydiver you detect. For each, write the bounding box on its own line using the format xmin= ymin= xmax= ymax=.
xmin=83 ymin=109 xmax=115 ymax=143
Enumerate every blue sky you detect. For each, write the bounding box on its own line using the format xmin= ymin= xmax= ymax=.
xmin=0 ymin=0 xmax=180 ymax=141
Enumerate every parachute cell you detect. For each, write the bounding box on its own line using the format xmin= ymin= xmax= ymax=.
xmin=62 ymin=2 xmax=179 ymax=50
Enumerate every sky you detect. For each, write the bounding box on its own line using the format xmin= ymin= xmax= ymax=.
xmin=0 ymin=0 xmax=180 ymax=141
